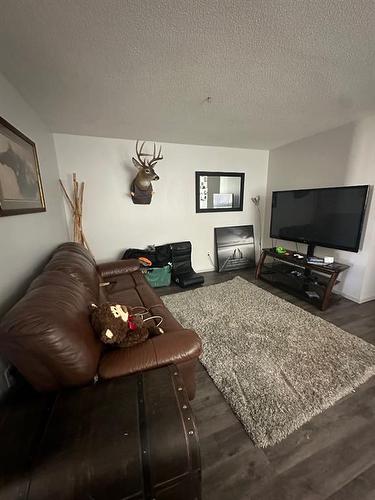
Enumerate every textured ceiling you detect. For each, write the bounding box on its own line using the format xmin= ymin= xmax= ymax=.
xmin=1 ymin=0 xmax=375 ymax=149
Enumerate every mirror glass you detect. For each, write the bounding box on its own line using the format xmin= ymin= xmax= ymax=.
xmin=196 ymin=172 xmax=244 ymax=212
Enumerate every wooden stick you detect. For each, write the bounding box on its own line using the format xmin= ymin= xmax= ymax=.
xmin=59 ymin=174 xmax=92 ymax=255
xmin=59 ymin=179 xmax=74 ymax=210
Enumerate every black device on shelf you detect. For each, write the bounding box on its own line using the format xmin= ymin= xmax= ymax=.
xmin=270 ymin=185 xmax=369 ymax=256
xmin=256 ymin=248 xmax=350 ymax=310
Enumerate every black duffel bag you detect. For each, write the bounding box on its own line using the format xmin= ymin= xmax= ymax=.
xmin=122 ymin=244 xmax=171 ymax=267
xmin=122 ymin=247 xmax=156 ymax=263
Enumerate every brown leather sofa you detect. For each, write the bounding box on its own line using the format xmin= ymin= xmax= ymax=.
xmin=0 ymin=242 xmax=202 ymax=399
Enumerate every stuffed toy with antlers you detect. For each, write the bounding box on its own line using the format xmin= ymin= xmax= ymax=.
xmin=130 ymin=140 xmax=163 ymax=204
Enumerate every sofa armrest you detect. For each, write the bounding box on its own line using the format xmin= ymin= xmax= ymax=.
xmin=97 ymin=259 xmax=140 ymax=279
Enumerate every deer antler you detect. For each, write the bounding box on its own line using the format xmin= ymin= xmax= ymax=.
xmin=133 ymin=140 xmax=163 ymax=168
xmin=148 ymin=143 xmax=163 ymax=167
xmin=134 ymin=140 xmax=147 ymax=167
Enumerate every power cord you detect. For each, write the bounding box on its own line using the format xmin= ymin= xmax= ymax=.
xmin=143 ymin=315 xmax=163 ymax=328
xmin=131 ymin=306 xmax=164 ymax=328
xmin=251 ymin=195 xmax=262 ymax=256
xmin=207 ymin=251 xmax=215 ymax=268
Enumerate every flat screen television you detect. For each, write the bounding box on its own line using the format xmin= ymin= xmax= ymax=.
xmin=270 ymin=185 xmax=369 ymax=255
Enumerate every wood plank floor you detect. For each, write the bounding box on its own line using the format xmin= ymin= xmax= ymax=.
xmin=158 ymin=269 xmax=375 ymax=500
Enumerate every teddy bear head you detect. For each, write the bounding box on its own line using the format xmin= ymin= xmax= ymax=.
xmin=90 ymin=303 xmax=129 ymax=343
xmin=89 ymin=303 xmax=150 ymax=347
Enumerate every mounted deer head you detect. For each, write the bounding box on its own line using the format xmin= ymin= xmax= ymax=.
xmin=130 ymin=140 xmax=163 ymax=204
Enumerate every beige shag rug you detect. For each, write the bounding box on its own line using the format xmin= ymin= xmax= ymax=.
xmin=162 ymin=276 xmax=375 ymax=447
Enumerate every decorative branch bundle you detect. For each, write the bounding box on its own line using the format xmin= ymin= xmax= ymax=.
xmin=59 ymin=173 xmax=92 ymax=256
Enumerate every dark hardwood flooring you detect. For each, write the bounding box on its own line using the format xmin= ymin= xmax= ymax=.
xmin=158 ymin=269 xmax=375 ymax=500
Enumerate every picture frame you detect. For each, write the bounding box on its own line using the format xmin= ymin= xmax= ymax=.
xmin=214 ymin=225 xmax=255 ymax=272
xmin=0 ymin=116 xmax=46 ymax=216
xmin=195 ymin=171 xmax=245 ymax=213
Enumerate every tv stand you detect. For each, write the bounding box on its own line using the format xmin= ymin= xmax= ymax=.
xmin=256 ymin=248 xmax=350 ymax=310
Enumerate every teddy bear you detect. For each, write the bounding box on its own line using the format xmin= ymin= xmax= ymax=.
xmin=89 ymin=303 xmax=163 ymax=348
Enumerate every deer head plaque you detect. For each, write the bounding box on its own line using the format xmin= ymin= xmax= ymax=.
xmin=130 ymin=140 xmax=163 ymax=204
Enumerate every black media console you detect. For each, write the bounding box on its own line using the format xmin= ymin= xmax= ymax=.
xmin=256 ymin=248 xmax=350 ymax=310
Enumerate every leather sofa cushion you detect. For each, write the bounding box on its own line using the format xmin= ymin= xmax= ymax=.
xmin=103 ymin=273 xmax=135 ymax=291
xmin=0 ymin=250 xmax=102 ymax=392
xmin=55 ymin=242 xmax=97 ymax=264
xmin=106 ymin=288 xmax=145 ymax=308
xmin=132 ymin=270 xmax=148 ymax=286
xmin=148 ymin=304 xmax=183 ymax=331
xmin=101 ymin=274 xmax=141 ymax=301
xmin=99 ymin=330 xmax=201 ymax=379
xmin=103 ymin=274 xmax=164 ymax=310
xmin=133 ymin=284 xmax=162 ymax=309
xmin=45 ymin=247 xmax=99 ymax=295
xmin=103 ymin=274 xmax=183 ymax=332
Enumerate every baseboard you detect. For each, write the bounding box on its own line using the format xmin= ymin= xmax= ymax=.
xmin=196 ymin=266 xmax=215 ymax=273
xmin=338 ymin=291 xmax=362 ymax=304
xmin=338 ymin=291 xmax=375 ymax=304
xmin=358 ymin=294 xmax=375 ymax=304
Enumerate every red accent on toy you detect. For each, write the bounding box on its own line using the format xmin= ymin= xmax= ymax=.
xmin=128 ymin=317 xmax=138 ymax=331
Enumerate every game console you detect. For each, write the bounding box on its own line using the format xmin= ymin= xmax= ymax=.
xmin=307 ymin=256 xmax=335 ymax=265
xmin=324 ymin=256 xmax=335 ymax=264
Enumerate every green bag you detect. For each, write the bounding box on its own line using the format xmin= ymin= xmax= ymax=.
xmin=145 ymin=264 xmax=171 ymax=288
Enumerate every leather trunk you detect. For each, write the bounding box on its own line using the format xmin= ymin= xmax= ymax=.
xmin=0 ymin=365 xmax=201 ymax=500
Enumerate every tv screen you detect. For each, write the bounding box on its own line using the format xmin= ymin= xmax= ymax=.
xmin=270 ymin=185 xmax=369 ymax=252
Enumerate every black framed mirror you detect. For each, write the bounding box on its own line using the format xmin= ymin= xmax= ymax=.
xmin=195 ymin=171 xmax=245 ymax=213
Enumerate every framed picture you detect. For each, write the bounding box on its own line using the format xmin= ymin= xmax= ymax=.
xmin=214 ymin=225 xmax=255 ymax=272
xmin=0 ymin=116 xmax=46 ymax=216
xmin=195 ymin=171 xmax=245 ymax=213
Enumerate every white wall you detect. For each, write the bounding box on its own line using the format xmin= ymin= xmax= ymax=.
xmin=350 ymin=116 xmax=375 ymax=302
xmin=265 ymin=119 xmax=375 ymax=303
xmin=0 ymin=72 xmax=68 ymax=315
xmin=54 ymin=134 xmax=269 ymax=271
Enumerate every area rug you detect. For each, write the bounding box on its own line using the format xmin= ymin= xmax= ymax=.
xmin=162 ymin=276 xmax=375 ymax=447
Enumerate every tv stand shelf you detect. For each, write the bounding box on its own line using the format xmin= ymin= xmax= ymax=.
xmin=256 ymin=248 xmax=350 ymax=310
